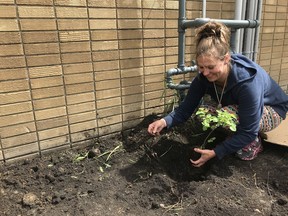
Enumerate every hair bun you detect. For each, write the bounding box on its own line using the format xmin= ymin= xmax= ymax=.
xmin=195 ymin=21 xmax=231 ymax=59
xmin=198 ymin=22 xmax=221 ymax=41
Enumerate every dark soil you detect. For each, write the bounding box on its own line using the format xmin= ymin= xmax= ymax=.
xmin=0 ymin=114 xmax=287 ymax=216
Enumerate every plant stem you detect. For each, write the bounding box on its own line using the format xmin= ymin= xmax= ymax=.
xmin=202 ymin=128 xmax=216 ymax=149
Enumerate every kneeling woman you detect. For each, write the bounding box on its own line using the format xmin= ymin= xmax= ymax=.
xmin=148 ymin=21 xmax=288 ymax=167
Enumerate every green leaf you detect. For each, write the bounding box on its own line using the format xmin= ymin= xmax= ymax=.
xmin=195 ymin=107 xmax=238 ymax=149
xmin=74 ymin=152 xmax=88 ymax=162
xmin=229 ymin=125 xmax=237 ymax=132
xmin=207 ymin=137 xmax=216 ymax=143
xmin=99 ymin=166 xmax=104 ymax=173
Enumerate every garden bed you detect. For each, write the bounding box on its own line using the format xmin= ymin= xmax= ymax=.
xmin=0 ymin=115 xmax=287 ymax=216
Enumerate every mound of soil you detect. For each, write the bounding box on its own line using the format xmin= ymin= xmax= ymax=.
xmin=0 ymin=115 xmax=287 ymax=216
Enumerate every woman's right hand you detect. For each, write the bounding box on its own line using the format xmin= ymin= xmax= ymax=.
xmin=147 ymin=119 xmax=167 ymax=136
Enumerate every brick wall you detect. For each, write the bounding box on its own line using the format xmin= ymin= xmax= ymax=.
xmin=258 ymin=0 xmax=288 ymax=91
xmin=0 ymin=0 xmax=287 ymax=162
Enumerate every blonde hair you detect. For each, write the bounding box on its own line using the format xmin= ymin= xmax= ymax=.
xmin=195 ymin=21 xmax=231 ymax=60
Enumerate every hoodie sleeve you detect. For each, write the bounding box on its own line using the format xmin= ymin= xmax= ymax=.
xmin=163 ymin=75 xmax=206 ymax=128
xmin=214 ymin=78 xmax=264 ymax=159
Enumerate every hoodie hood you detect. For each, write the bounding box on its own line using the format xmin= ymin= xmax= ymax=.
xmin=226 ymin=54 xmax=257 ymax=91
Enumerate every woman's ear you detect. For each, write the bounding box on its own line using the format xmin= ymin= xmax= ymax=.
xmin=224 ymin=53 xmax=231 ymax=64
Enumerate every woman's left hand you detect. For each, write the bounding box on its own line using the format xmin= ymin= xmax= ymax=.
xmin=190 ymin=148 xmax=216 ymax=167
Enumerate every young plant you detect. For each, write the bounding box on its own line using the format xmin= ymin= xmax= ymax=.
xmin=161 ymin=79 xmax=188 ymax=114
xmin=73 ymin=143 xmax=124 ymax=172
xmin=161 ymin=88 xmax=182 ymax=114
xmin=195 ymin=107 xmax=237 ymax=149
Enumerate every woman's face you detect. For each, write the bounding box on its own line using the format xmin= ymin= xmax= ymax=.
xmin=197 ymin=54 xmax=229 ymax=83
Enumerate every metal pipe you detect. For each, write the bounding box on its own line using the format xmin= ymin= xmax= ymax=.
xmin=166 ymin=66 xmax=198 ymax=90
xmin=233 ymin=0 xmax=243 ymax=53
xmin=182 ymin=18 xmax=259 ymax=54
xmin=253 ymin=0 xmax=263 ymax=62
xmin=177 ymin=0 xmax=186 ymax=69
xmin=166 ymin=0 xmax=261 ymax=91
xmin=243 ymin=0 xmax=255 ymax=59
xmin=165 ymin=0 xmax=193 ymax=91
xmin=202 ymin=0 xmax=206 ymax=18
xmin=251 ymin=0 xmax=257 ymax=58
xmin=182 ymin=18 xmax=260 ymax=29
xmin=239 ymin=0 xmax=247 ymax=53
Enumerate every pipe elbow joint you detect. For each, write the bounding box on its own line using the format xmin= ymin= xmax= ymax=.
xmin=247 ymin=19 xmax=260 ymax=28
xmin=166 ymin=68 xmax=180 ymax=77
xmin=178 ymin=20 xmax=186 ymax=32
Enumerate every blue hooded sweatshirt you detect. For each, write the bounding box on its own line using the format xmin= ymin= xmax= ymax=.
xmin=163 ymin=54 xmax=288 ymax=159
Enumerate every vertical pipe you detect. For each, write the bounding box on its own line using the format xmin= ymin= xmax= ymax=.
xmin=253 ymin=0 xmax=263 ymax=62
xmin=233 ymin=0 xmax=243 ymax=53
xmin=202 ymin=0 xmax=206 ymax=18
xmin=178 ymin=0 xmax=186 ymax=69
xmin=243 ymin=0 xmax=254 ymax=59
xmin=250 ymin=0 xmax=259 ymax=60
xmin=239 ymin=0 xmax=247 ymax=54
xmin=250 ymin=0 xmax=257 ymax=59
